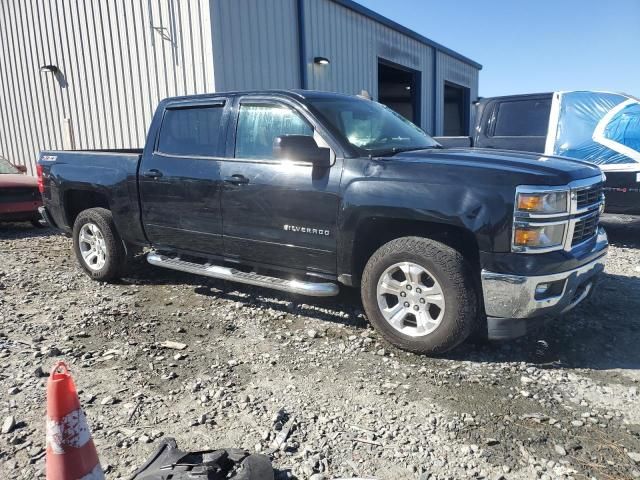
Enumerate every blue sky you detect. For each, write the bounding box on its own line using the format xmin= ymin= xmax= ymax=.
xmin=359 ymin=0 xmax=640 ymax=97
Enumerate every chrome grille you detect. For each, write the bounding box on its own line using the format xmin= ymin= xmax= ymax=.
xmin=512 ymin=175 xmax=605 ymax=253
xmin=571 ymin=212 xmax=599 ymax=246
xmin=575 ymin=183 xmax=603 ymax=211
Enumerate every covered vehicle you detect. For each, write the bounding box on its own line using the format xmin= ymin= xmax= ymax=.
xmin=0 ymin=157 xmax=43 ymax=227
xmin=545 ymin=91 xmax=640 ymax=214
xmin=436 ymin=90 xmax=640 ymax=214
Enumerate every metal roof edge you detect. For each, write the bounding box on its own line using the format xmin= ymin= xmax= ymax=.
xmin=331 ymin=0 xmax=482 ymax=70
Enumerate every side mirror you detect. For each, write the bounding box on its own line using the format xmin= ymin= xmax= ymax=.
xmin=14 ymin=164 xmax=27 ymax=174
xmin=273 ymin=135 xmax=331 ymax=167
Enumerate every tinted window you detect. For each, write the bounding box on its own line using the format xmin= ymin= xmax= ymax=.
xmin=157 ymin=106 xmax=224 ymax=156
xmin=494 ymin=99 xmax=551 ymax=137
xmin=235 ymin=104 xmax=312 ymax=159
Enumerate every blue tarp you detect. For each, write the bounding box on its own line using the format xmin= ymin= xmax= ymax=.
xmin=549 ymin=91 xmax=640 ymax=167
xmin=602 ymin=102 xmax=640 ymax=153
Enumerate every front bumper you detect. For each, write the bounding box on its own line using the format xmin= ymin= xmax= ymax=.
xmin=482 ymin=227 xmax=608 ymax=340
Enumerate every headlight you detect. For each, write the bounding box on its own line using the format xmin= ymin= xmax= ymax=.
xmin=516 ymin=190 xmax=569 ymax=215
xmin=513 ymin=223 xmax=566 ymax=251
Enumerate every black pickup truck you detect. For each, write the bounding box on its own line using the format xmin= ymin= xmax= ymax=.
xmin=436 ymin=91 xmax=640 ymax=214
xmin=38 ymin=90 xmax=608 ymax=355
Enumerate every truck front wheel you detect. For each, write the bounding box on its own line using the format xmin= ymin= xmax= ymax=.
xmin=361 ymin=236 xmax=478 ymax=355
xmin=72 ymin=208 xmax=126 ymax=282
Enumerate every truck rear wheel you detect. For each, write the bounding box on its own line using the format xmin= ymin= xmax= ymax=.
xmin=361 ymin=236 xmax=478 ymax=355
xmin=72 ymin=208 xmax=126 ymax=282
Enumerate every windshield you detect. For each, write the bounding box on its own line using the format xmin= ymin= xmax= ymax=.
xmin=0 ymin=158 xmax=19 ymax=174
xmin=307 ymin=96 xmax=440 ymax=156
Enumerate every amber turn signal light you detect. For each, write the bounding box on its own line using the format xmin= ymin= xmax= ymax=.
xmin=517 ymin=194 xmax=543 ymax=212
xmin=513 ymin=227 xmax=541 ymax=246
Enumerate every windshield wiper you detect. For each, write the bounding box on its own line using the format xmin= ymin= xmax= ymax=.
xmin=374 ymin=145 xmax=442 ymax=157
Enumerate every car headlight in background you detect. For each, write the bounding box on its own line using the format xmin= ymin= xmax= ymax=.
xmin=512 ymin=222 xmax=566 ymax=250
xmin=516 ymin=190 xmax=569 ymax=215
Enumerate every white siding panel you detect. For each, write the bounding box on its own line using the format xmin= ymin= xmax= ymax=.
xmin=0 ymin=0 xmax=215 ymax=173
xmin=210 ymin=0 xmax=301 ymax=91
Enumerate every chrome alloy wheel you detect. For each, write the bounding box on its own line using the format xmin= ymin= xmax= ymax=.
xmin=78 ymin=223 xmax=107 ymax=271
xmin=376 ymin=262 xmax=445 ymax=337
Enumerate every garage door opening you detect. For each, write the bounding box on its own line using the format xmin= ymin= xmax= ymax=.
xmin=443 ymin=82 xmax=470 ymax=136
xmin=378 ymin=60 xmax=420 ymax=124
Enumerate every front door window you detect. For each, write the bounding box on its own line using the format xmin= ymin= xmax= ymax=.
xmin=234 ymin=104 xmax=313 ymax=160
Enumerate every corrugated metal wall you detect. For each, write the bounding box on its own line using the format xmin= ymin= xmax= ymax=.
xmin=435 ymin=51 xmax=480 ymax=135
xmin=210 ymin=0 xmax=301 ymax=92
xmin=210 ymin=0 xmax=479 ymax=136
xmin=301 ymin=0 xmax=436 ymax=133
xmin=0 ymin=0 xmax=214 ymax=174
xmin=1 ymin=0 xmax=479 ymax=174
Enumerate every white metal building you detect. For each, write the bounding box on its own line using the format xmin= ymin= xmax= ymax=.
xmin=0 ymin=0 xmax=481 ymax=174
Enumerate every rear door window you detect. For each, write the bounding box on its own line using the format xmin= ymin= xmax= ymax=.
xmin=493 ymin=99 xmax=551 ymax=137
xmin=234 ymin=103 xmax=313 ymax=160
xmin=157 ymin=105 xmax=225 ymax=157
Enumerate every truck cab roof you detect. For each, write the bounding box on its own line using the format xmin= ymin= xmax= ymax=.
xmin=158 ymin=89 xmax=358 ymax=106
xmin=475 ymin=92 xmax=553 ymax=105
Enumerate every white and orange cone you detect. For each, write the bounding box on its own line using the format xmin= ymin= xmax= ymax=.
xmin=46 ymin=361 xmax=104 ymax=480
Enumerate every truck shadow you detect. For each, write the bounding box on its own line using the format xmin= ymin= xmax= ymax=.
xmin=122 ymin=259 xmax=369 ymax=330
xmin=601 ymin=214 xmax=640 ymax=248
xmin=450 ymin=271 xmax=640 ymax=370
xmin=0 ymin=222 xmax=59 ymax=240
xmin=126 ymin=260 xmax=640 ymax=370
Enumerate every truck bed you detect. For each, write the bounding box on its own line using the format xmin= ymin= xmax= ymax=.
xmin=38 ymin=148 xmax=146 ymax=243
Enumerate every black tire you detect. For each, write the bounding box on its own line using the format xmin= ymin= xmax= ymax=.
xmin=361 ymin=236 xmax=478 ymax=355
xmin=72 ymin=207 xmax=126 ymax=282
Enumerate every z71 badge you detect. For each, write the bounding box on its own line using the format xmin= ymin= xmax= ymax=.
xmin=283 ymin=225 xmax=330 ymax=236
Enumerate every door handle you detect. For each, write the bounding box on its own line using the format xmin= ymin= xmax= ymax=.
xmin=224 ymin=174 xmax=250 ymax=185
xmin=142 ymin=169 xmax=163 ymax=179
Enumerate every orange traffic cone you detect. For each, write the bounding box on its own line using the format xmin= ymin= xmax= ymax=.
xmin=46 ymin=361 xmax=104 ymax=480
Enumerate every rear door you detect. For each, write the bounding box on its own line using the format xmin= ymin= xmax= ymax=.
xmin=481 ymin=96 xmax=552 ymax=152
xmin=220 ymin=96 xmax=343 ymax=275
xmin=139 ymin=98 xmax=229 ymax=254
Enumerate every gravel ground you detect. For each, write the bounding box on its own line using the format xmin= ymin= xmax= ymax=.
xmin=1 ymin=216 xmax=639 ymax=480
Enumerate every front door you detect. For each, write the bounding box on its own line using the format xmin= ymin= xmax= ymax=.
xmin=139 ymin=99 xmax=228 ymax=254
xmin=220 ymin=98 xmax=342 ymax=275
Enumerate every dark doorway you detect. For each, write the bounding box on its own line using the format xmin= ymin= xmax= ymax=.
xmin=443 ymin=82 xmax=470 ymax=136
xmin=377 ymin=59 xmax=420 ymax=124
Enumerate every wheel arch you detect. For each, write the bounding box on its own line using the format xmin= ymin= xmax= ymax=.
xmin=340 ymin=215 xmax=481 ymax=287
xmin=64 ymin=188 xmax=110 ymax=228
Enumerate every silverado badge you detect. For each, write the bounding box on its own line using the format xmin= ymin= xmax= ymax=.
xmin=283 ymin=225 xmax=330 ymax=236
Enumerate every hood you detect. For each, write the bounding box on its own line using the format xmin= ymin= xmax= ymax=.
xmin=395 ymin=147 xmax=602 ymax=185
xmin=0 ymin=173 xmax=38 ymax=188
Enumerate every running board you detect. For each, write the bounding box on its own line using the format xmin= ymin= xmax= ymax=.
xmin=147 ymin=252 xmax=339 ymax=297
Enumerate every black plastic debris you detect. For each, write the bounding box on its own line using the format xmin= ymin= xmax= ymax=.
xmin=129 ymin=438 xmax=275 ymax=480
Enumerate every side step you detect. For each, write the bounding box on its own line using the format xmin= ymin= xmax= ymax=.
xmin=147 ymin=252 xmax=339 ymax=297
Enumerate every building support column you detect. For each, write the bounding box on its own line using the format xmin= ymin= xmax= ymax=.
xmin=296 ymin=0 xmax=307 ymax=90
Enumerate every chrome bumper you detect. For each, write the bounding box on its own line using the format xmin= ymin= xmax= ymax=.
xmin=481 ymin=228 xmax=607 ymax=338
